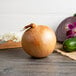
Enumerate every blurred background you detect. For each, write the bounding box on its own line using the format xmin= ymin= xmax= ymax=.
xmin=0 ymin=0 xmax=76 ymax=34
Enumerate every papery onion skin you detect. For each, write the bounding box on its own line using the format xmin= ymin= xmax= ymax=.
xmin=21 ymin=23 xmax=56 ymax=58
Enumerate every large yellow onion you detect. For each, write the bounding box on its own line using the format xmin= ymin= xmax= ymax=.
xmin=21 ymin=23 xmax=56 ymax=58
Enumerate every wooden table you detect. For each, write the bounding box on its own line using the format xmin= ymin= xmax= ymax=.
xmin=0 ymin=48 xmax=76 ymax=76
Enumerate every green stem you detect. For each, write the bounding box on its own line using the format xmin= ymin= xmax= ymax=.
xmin=74 ymin=13 xmax=76 ymax=17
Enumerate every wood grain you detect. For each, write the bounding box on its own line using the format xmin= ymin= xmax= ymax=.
xmin=0 ymin=41 xmax=22 ymax=49
xmin=0 ymin=48 xmax=76 ymax=76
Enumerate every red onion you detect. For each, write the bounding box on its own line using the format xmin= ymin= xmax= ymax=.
xmin=56 ymin=14 xmax=76 ymax=43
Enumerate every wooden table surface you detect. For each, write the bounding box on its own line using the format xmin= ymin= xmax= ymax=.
xmin=0 ymin=48 xmax=76 ymax=76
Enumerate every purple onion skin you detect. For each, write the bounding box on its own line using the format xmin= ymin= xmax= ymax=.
xmin=56 ymin=16 xmax=76 ymax=43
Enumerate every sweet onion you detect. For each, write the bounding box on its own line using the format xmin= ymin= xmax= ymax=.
xmin=21 ymin=23 xmax=56 ymax=58
xmin=56 ymin=14 xmax=76 ymax=43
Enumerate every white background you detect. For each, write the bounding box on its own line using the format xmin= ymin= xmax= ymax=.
xmin=0 ymin=0 xmax=76 ymax=34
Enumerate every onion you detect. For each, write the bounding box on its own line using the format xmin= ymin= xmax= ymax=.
xmin=56 ymin=14 xmax=76 ymax=43
xmin=21 ymin=23 xmax=56 ymax=58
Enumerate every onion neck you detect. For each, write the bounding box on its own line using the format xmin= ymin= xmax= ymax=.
xmin=73 ymin=13 xmax=76 ymax=17
xmin=22 ymin=23 xmax=36 ymax=31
